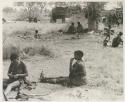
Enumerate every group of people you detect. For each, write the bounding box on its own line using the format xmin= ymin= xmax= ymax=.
xmin=103 ymin=25 xmax=123 ymax=47
xmin=67 ymin=22 xmax=84 ymax=37
xmin=3 ymin=50 xmax=86 ymax=100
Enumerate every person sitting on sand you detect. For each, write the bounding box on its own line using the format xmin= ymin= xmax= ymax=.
xmin=34 ymin=30 xmax=40 ymax=39
xmin=112 ymin=32 xmax=123 ymax=47
xmin=69 ymin=50 xmax=86 ymax=86
xmin=76 ymin=22 xmax=84 ymax=38
xmin=77 ymin=22 xmax=84 ymax=33
xmin=4 ymin=53 xmax=28 ymax=97
xmin=40 ymin=50 xmax=87 ymax=87
xmin=67 ymin=22 xmax=76 ymax=34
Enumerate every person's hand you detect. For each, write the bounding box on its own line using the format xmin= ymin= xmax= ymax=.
xmin=8 ymin=74 xmax=14 ymax=79
xmin=70 ymin=58 xmax=75 ymax=63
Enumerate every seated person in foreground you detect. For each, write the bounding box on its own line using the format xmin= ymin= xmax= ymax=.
xmin=4 ymin=53 xmax=28 ymax=97
xmin=69 ymin=50 xmax=86 ymax=86
xmin=67 ymin=22 xmax=76 ymax=34
xmin=112 ymin=32 xmax=123 ymax=47
xmin=40 ymin=50 xmax=87 ymax=87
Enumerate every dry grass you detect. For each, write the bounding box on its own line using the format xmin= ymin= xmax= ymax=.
xmin=3 ymin=41 xmax=55 ymax=60
xmin=3 ymin=21 xmax=123 ymax=100
xmin=2 ymin=21 xmax=65 ymax=60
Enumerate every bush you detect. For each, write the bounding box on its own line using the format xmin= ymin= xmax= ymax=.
xmin=23 ymin=45 xmax=55 ymax=58
xmin=3 ymin=44 xmax=27 ymax=60
xmin=3 ymin=44 xmax=19 ymax=60
xmin=39 ymin=46 xmax=54 ymax=58
xmin=3 ymin=44 xmax=55 ymax=60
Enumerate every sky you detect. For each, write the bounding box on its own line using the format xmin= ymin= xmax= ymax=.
xmin=104 ymin=2 xmax=120 ymax=10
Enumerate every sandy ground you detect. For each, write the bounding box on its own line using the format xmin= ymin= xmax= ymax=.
xmin=3 ymin=22 xmax=123 ymax=101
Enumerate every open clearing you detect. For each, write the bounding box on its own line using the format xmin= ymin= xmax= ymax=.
xmin=3 ymin=21 xmax=123 ymax=101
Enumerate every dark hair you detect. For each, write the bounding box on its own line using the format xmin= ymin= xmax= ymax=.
xmin=71 ymin=22 xmax=74 ymax=25
xmin=119 ymin=32 xmax=123 ymax=36
xmin=108 ymin=25 xmax=111 ymax=29
xmin=10 ymin=53 xmax=19 ymax=61
xmin=35 ymin=30 xmax=38 ymax=33
xmin=74 ymin=50 xmax=84 ymax=58
xmin=77 ymin=22 xmax=80 ymax=25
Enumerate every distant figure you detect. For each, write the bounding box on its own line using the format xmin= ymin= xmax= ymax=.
xmin=4 ymin=54 xmax=28 ymax=97
xmin=103 ymin=39 xmax=108 ymax=47
xmin=77 ymin=22 xmax=84 ymax=33
xmin=112 ymin=32 xmax=123 ymax=47
xmin=34 ymin=30 xmax=40 ymax=39
xmin=67 ymin=22 xmax=76 ymax=34
xmin=40 ymin=50 xmax=87 ymax=87
xmin=105 ymin=25 xmax=111 ymax=41
xmin=76 ymin=22 xmax=84 ymax=38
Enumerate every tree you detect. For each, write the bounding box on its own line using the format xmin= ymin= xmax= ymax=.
xmin=104 ymin=8 xmax=123 ymax=26
xmin=35 ymin=2 xmax=46 ymax=13
xmin=15 ymin=2 xmax=47 ymax=22
xmin=84 ymin=2 xmax=106 ymax=31
xmin=14 ymin=2 xmax=24 ymax=6
xmin=3 ymin=7 xmax=15 ymax=13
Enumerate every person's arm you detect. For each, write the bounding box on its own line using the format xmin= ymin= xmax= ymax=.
xmin=69 ymin=58 xmax=74 ymax=73
xmin=8 ymin=63 xmax=14 ymax=78
xmin=120 ymin=38 xmax=123 ymax=45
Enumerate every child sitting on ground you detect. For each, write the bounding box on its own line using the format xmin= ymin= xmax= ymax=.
xmin=40 ymin=50 xmax=87 ymax=87
xmin=4 ymin=53 xmax=28 ymax=97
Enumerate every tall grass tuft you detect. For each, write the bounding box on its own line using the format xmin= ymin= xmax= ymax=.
xmin=3 ymin=42 xmax=55 ymax=60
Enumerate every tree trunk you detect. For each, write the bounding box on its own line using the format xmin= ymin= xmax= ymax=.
xmin=88 ymin=18 xmax=97 ymax=31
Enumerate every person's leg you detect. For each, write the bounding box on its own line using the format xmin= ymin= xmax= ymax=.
xmin=4 ymin=80 xmax=20 ymax=96
xmin=105 ymin=35 xmax=108 ymax=40
xmin=40 ymin=77 xmax=69 ymax=86
xmin=54 ymin=77 xmax=69 ymax=86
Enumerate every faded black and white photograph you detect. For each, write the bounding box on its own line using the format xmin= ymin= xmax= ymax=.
xmin=2 ymin=1 xmax=123 ymax=101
